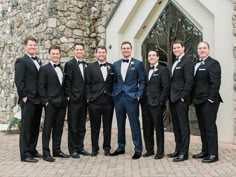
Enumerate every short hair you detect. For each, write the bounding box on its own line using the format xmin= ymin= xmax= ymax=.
xmin=95 ymin=45 xmax=107 ymax=53
xmin=148 ymin=49 xmax=159 ymax=56
xmin=23 ymin=36 xmax=37 ymax=45
xmin=73 ymin=43 xmax=84 ymax=49
xmin=48 ymin=45 xmax=61 ymax=54
xmin=198 ymin=41 xmax=210 ymax=49
xmin=173 ymin=40 xmax=185 ymax=47
xmin=121 ymin=41 xmax=132 ymax=49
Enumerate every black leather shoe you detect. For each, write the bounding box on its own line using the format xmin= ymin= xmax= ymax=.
xmin=53 ymin=151 xmax=70 ymax=158
xmin=132 ymin=152 xmax=141 ymax=159
xmin=43 ymin=156 xmax=55 ymax=162
xmin=104 ymin=151 xmax=110 ymax=156
xmin=202 ymin=155 xmax=218 ymax=163
xmin=167 ymin=151 xmax=179 ymax=158
xmin=173 ymin=154 xmax=188 ymax=162
xmin=143 ymin=152 xmax=154 ymax=157
xmin=192 ymin=152 xmax=208 ymax=159
xmin=154 ymin=153 xmax=164 ymax=159
xmin=71 ymin=152 xmax=80 ymax=159
xmin=22 ymin=157 xmax=38 ymax=163
xmin=33 ymin=152 xmax=43 ymax=158
xmin=110 ymin=150 xmax=125 ymax=156
xmin=78 ymin=149 xmax=90 ymax=156
xmin=91 ymin=151 xmax=98 ymax=157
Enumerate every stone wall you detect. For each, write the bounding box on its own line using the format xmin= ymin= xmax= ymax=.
xmin=0 ymin=0 xmax=118 ymax=123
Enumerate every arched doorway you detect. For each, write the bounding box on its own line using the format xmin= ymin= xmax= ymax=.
xmin=141 ymin=1 xmax=202 ymax=134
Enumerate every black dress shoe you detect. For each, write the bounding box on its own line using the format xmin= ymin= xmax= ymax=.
xmin=110 ymin=150 xmax=125 ymax=156
xmin=143 ymin=152 xmax=154 ymax=157
xmin=53 ymin=151 xmax=70 ymax=158
xmin=132 ymin=152 xmax=141 ymax=159
xmin=104 ymin=151 xmax=110 ymax=156
xmin=91 ymin=151 xmax=98 ymax=157
xmin=71 ymin=152 xmax=80 ymax=158
xmin=192 ymin=152 xmax=208 ymax=159
xmin=167 ymin=151 xmax=179 ymax=158
xmin=22 ymin=157 xmax=38 ymax=163
xmin=202 ymin=155 xmax=218 ymax=163
xmin=154 ymin=153 xmax=164 ymax=159
xmin=173 ymin=154 xmax=188 ymax=162
xmin=78 ymin=149 xmax=90 ymax=156
xmin=33 ymin=152 xmax=43 ymax=158
xmin=43 ymin=156 xmax=55 ymax=162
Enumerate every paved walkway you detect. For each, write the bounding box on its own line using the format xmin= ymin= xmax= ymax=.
xmin=0 ymin=126 xmax=236 ymax=177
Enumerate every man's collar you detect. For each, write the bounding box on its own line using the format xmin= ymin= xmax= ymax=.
xmin=75 ymin=57 xmax=83 ymax=62
xmin=200 ymin=56 xmax=209 ymax=61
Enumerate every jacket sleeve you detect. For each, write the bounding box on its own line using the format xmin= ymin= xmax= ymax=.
xmin=181 ymin=59 xmax=194 ymax=99
xmin=208 ymin=61 xmax=221 ymax=101
xmin=160 ymin=67 xmax=170 ymax=103
xmin=38 ymin=66 xmax=49 ymax=104
xmin=15 ymin=58 xmax=27 ymax=98
xmin=64 ymin=62 xmax=72 ymax=98
xmin=137 ymin=61 xmax=146 ymax=97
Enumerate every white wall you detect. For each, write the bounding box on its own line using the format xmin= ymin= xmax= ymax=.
xmin=106 ymin=0 xmax=234 ymax=143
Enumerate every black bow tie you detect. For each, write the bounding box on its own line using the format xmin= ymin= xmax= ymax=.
xmin=54 ymin=64 xmax=61 ymax=68
xmin=78 ymin=60 xmax=84 ymax=64
xmin=122 ymin=59 xmax=129 ymax=63
xmin=150 ymin=66 xmax=154 ymax=70
xmin=31 ymin=57 xmax=38 ymax=61
xmin=100 ymin=63 xmax=106 ymax=67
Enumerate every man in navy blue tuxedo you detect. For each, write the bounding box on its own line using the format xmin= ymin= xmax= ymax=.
xmin=110 ymin=41 xmax=145 ymax=159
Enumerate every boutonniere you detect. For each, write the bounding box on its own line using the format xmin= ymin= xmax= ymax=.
xmin=130 ymin=61 xmax=135 ymax=66
xmin=107 ymin=65 xmax=111 ymax=70
xmin=201 ymin=61 xmax=205 ymax=65
xmin=84 ymin=64 xmax=87 ymax=68
xmin=154 ymin=67 xmax=158 ymax=72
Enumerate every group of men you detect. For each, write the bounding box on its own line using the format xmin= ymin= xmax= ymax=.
xmin=15 ymin=37 xmax=222 ymax=164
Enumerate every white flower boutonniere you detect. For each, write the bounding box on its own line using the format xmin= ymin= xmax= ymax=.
xmin=107 ymin=65 xmax=111 ymax=70
xmin=130 ymin=61 xmax=135 ymax=66
xmin=84 ymin=64 xmax=87 ymax=68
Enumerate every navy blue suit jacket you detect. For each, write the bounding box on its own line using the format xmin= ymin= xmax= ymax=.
xmin=112 ymin=58 xmax=145 ymax=102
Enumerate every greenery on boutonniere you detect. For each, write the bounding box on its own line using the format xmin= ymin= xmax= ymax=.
xmin=130 ymin=61 xmax=135 ymax=66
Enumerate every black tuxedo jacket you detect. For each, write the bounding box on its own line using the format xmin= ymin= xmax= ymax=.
xmin=193 ymin=56 xmax=223 ymax=104
xmin=86 ymin=61 xmax=114 ymax=103
xmin=15 ymin=54 xmax=42 ymax=104
xmin=64 ymin=58 xmax=87 ymax=103
xmin=170 ymin=54 xmax=194 ymax=103
xmin=38 ymin=63 xmax=67 ymax=108
xmin=141 ymin=64 xmax=170 ymax=106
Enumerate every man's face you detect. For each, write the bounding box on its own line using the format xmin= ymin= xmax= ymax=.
xmin=24 ymin=40 xmax=37 ymax=56
xmin=173 ymin=43 xmax=185 ymax=57
xmin=96 ymin=48 xmax=107 ymax=62
xmin=121 ymin=43 xmax=132 ymax=58
xmin=49 ymin=49 xmax=61 ymax=63
xmin=148 ymin=51 xmax=159 ymax=65
xmin=74 ymin=45 xmax=84 ymax=59
xmin=197 ymin=42 xmax=210 ymax=59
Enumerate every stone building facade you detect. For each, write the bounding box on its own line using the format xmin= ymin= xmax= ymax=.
xmin=0 ymin=0 xmax=118 ymax=122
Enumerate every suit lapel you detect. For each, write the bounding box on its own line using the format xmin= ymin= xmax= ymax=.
xmin=73 ymin=58 xmax=84 ymax=81
xmin=124 ymin=58 xmax=134 ymax=82
xmin=117 ymin=60 xmax=123 ymax=81
xmin=48 ymin=63 xmax=62 ymax=86
xmin=95 ymin=61 xmax=105 ymax=82
xmin=25 ymin=54 xmax=39 ymax=72
xmin=149 ymin=65 xmax=160 ymax=82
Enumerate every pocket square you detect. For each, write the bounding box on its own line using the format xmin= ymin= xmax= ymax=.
xmin=199 ymin=68 xmax=206 ymax=71
xmin=175 ymin=67 xmax=181 ymax=69
xmin=153 ymin=74 xmax=159 ymax=76
xmin=110 ymin=73 xmax=114 ymax=75
xmin=131 ymin=68 xmax=135 ymax=70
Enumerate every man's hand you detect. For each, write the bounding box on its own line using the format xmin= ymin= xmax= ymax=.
xmin=23 ymin=97 xmax=27 ymax=103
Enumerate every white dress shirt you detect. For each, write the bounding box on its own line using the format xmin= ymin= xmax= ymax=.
xmin=121 ymin=58 xmax=131 ymax=81
xmin=50 ymin=61 xmax=63 ymax=85
xmin=98 ymin=61 xmax=108 ymax=81
xmin=75 ymin=57 xmax=84 ymax=79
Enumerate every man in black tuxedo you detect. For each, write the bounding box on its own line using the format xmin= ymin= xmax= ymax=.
xmin=15 ymin=36 xmax=42 ymax=163
xmin=39 ymin=45 xmax=70 ymax=162
xmin=192 ymin=41 xmax=222 ymax=163
xmin=168 ymin=40 xmax=194 ymax=162
xmin=111 ymin=41 xmax=145 ymax=159
xmin=85 ymin=46 xmax=114 ymax=157
xmin=64 ymin=43 xmax=90 ymax=158
xmin=141 ymin=50 xmax=170 ymax=159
